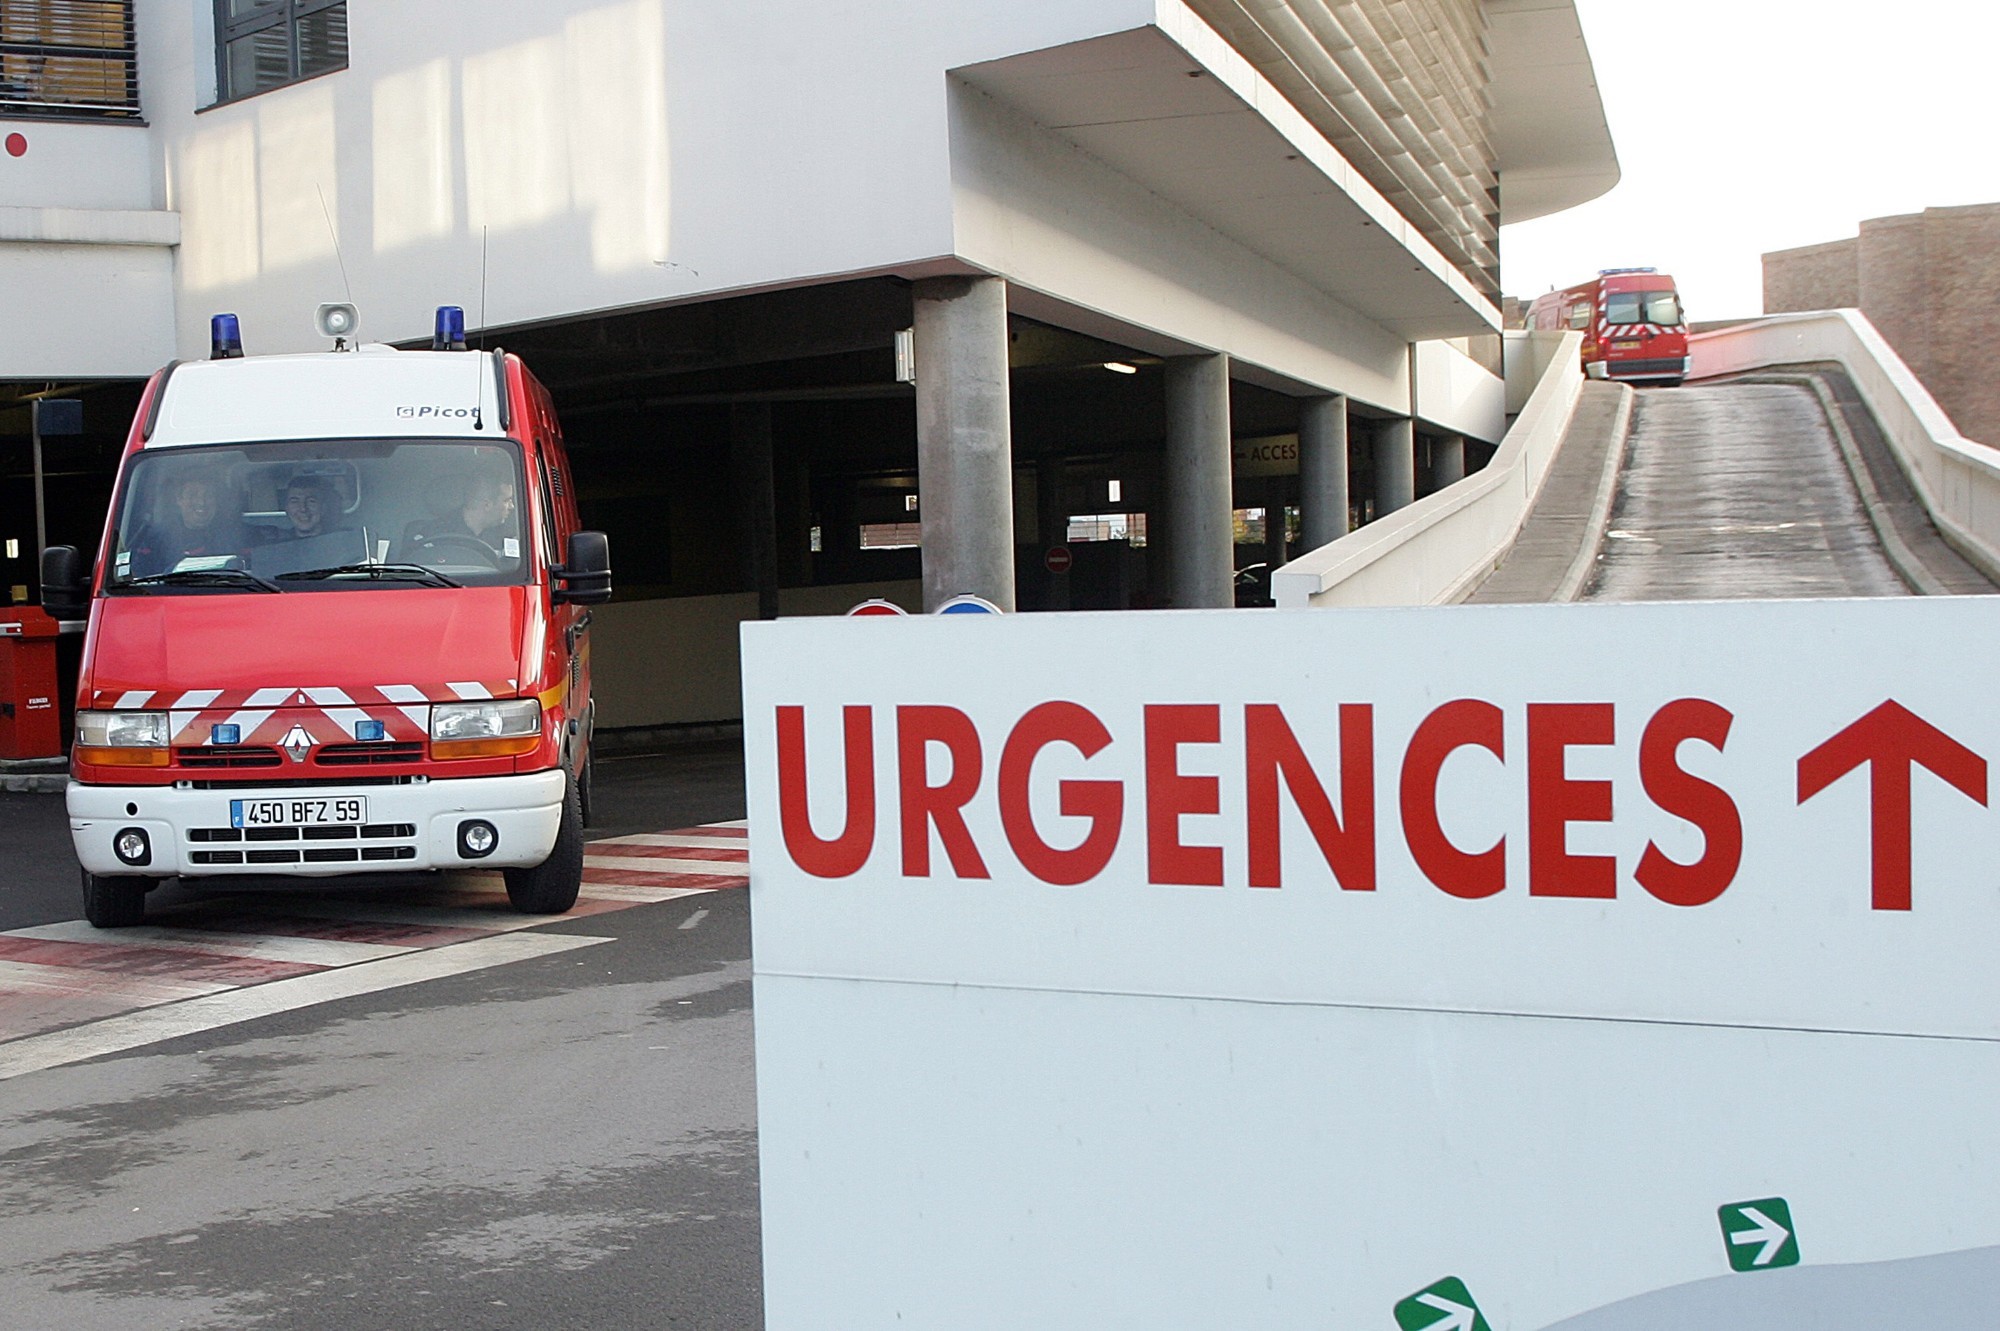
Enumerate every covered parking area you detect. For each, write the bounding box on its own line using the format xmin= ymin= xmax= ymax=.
xmin=493 ymin=276 xmax=1491 ymax=732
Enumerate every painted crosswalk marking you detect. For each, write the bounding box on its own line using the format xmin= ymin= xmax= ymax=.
xmin=0 ymin=823 xmax=749 ymax=1076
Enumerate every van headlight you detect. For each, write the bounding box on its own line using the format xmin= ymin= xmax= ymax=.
xmin=430 ymin=699 xmax=542 ymax=758
xmin=75 ymin=711 xmax=172 ymax=767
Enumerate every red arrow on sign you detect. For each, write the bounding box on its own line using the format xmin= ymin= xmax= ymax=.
xmin=1797 ymin=700 xmax=1987 ymax=911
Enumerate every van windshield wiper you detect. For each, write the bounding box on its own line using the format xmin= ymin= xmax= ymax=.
xmin=122 ymin=567 xmax=283 ymax=593
xmin=276 ymin=563 xmax=461 ymax=588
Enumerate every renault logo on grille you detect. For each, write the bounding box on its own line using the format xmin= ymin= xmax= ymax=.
xmin=280 ymin=724 xmax=315 ymax=763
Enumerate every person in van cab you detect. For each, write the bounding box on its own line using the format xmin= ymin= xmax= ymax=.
xmin=127 ymin=472 xmax=252 ymax=576
xmin=396 ymin=468 xmax=518 ymax=562
xmin=277 ymin=474 xmax=342 ymax=540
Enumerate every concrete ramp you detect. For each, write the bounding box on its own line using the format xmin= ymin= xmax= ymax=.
xmin=1468 ymin=371 xmax=1996 ymax=603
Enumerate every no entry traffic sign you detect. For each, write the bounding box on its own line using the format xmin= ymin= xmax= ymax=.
xmin=1044 ymin=544 xmax=1072 ymax=574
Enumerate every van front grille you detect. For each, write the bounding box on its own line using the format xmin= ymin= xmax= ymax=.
xmin=175 ymin=746 xmax=283 ymax=769
xmin=317 ymin=742 xmax=424 ymax=766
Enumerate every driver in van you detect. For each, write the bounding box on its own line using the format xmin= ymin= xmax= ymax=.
xmin=396 ymin=469 xmax=517 ymax=561
xmin=127 ymin=472 xmax=251 ymax=576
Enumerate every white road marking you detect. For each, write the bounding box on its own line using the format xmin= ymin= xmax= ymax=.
xmin=677 ymin=909 xmax=709 ymax=931
xmin=235 ymin=898 xmax=570 ymax=933
xmin=5 ymin=921 xmax=417 ymax=967
xmin=0 ymin=931 xmax=610 ymax=1082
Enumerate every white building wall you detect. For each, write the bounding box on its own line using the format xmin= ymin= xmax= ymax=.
xmin=0 ymin=116 xmax=174 ymax=376
xmin=133 ymin=0 xmax=1178 ymax=359
xmin=949 ymin=80 xmax=1412 ymax=413
xmin=1413 ymin=338 xmax=1506 ymax=442
xmin=5 ymin=2 xmax=1521 ymax=432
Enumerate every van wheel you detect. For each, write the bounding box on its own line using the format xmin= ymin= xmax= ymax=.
xmin=81 ymin=870 xmax=147 ymax=928
xmin=503 ymin=775 xmax=583 ymax=914
xmin=577 ymin=749 xmax=595 ymax=828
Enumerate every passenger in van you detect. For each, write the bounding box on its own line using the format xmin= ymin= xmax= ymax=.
xmin=127 ymin=473 xmax=252 ymax=576
xmin=276 ymin=475 xmax=342 ymax=540
xmin=396 ymin=470 xmax=518 ymax=563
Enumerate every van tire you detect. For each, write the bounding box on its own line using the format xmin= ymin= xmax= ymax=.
xmin=577 ymin=748 xmax=595 ymax=828
xmin=81 ymin=870 xmax=147 ymax=928
xmin=503 ymin=775 xmax=583 ymax=914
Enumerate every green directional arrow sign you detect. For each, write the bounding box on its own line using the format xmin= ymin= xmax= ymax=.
xmin=1718 ymin=1196 xmax=1800 ymax=1271
xmin=1394 ymin=1276 xmax=1491 ymax=1331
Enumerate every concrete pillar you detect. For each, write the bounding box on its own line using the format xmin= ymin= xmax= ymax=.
xmin=1298 ymin=394 xmax=1349 ymax=549
xmin=1373 ymin=417 xmax=1416 ymax=517
xmin=730 ymin=402 xmax=780 ymax=620
xmin=1165 ymin=353 xmax=1234 ymax=609
xmin=913 ymin=275 xmax=1016 ymax=611
xmin=1036 ymin=453 xmax=1069 ymax=612
xmin=1434 ymin=433 xmax=1466 ymax=488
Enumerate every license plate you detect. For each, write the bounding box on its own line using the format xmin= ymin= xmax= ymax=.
xmin=1612 ymin=340 xmax=1642 ymax=350
xmin=231 ymin=797 xmax=367 ymax=828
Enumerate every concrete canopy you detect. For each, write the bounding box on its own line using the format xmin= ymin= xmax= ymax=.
xmin=1487 ymin=0 xmax=1620 ymax=224
xmin=954 ymin=16 xmax=1499 ymax=342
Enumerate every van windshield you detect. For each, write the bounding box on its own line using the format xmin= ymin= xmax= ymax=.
xmin=1604 ymin=290 xmax=1682 ymax=327
xmin=104 ymin=439 xmax=530 ymax=593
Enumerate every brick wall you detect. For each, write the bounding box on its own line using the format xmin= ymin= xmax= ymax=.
xmin=1765 ymin=203 xmax=2000 ymax=446
xmin=1762 ymin=238 xmax=1857 ymax=313
xmin=1909 ymin=204 xmax=2000 ymax=451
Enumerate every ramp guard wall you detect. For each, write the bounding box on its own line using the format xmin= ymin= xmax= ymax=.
xmin=1689 ymin=309 xmax=2000 ymax=581
xmin=1271 ymin=329 xmax=1583 ymax=609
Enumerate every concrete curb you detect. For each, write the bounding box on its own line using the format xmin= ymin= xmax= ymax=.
xmin=1 ymin=772 xmax=66 ymax=794
xmin=1550 ymin=382 xmax=1636 ymax=603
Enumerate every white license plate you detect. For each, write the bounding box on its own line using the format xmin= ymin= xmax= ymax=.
xmin=231 ymin=797 xmax=367 ymax=828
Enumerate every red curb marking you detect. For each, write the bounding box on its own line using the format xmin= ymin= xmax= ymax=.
xmin=0 ymin=935 xmax=323 ymax=985
xmin=581 ymin=868 xmax=747 ymax=890
xmin=590 ymin=843 xmax=748 ymax=862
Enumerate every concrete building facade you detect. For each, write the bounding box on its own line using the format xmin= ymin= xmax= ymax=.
xmin=1765 ymin=202 xmax=2000 ymax=449
xmin=2 ymin=0 xmax=1616 ymax=729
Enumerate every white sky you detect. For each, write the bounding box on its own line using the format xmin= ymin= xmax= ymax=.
xmin=1500 ymin=1 xmax=2000 ymax=321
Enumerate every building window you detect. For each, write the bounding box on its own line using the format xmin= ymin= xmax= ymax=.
xmin=858 ymin=522 xmax=921 ymax=551
xmin=0 ymin=1 xmax=141 ymax=121
xmin=215 ymin=0 xmax=345 ymax=102
xmin=1067 ymin=513 xmax=1147 ymax=547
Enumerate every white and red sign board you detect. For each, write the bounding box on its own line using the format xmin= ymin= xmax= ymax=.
xmin=743 ymin=600 xmax=2000 ymax=1330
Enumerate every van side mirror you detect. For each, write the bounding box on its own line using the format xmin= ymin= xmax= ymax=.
xmin=552 ymin=530 xmax=611 ymax=605
xmin=40 ymin=545 xmax=89 ymax=620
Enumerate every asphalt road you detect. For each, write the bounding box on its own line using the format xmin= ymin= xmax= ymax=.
xmin=0 ymin=741 xmax=759 ymax=1330
xmin=1587 ymin=383 xmax=1912 ymax=602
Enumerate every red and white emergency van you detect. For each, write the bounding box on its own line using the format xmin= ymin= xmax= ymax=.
xmin=1525 ymin=268 xmax=1690 ymax=386
xmin=40 ymin=308 xmax=611 ymax=927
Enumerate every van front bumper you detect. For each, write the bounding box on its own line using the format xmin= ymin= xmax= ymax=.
xmin=67 ymin=770 xmax=566 ymax=878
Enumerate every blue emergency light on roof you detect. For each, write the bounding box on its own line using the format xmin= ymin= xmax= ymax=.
xmin=1598 ymin=267 xmax=1658 ymax=276
xmin=210 ymin=313 xmax=244 ymax=360
xmin=433 ymin=305 xmax=467 ymax=352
